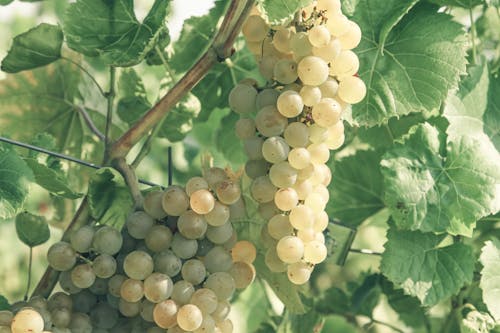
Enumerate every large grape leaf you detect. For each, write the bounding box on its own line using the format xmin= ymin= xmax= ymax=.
xmin=381 ymin=123 xmax=500 ymax=235
xmin=427 ymin=0 xmax=485 ymax=8
xmin=353 ymin=2 xmax=467 ymax=126
xmin=479 ymin=238 xmax=500 ymax=321
xmin=327 ymin=149 xmax=384 ymax=227
xmin=0 ymin=148 xmax=34 ymax=219
xmin=277 ymin=310 xmax=324 ymax=333
xmin=1 ymin=23 xmax=63 ymax=73
xmin=484 ymin=74 xmax=500 ymax=151
xmin=259 ymin=0 xmax=312 ymax=25
xmin=381 ymin=226 xmax=474 ymax=306
xmin=15 ymin=212 xmax=50 ymax=247
xmin=63 ymin=0 xmax=170 ymax=67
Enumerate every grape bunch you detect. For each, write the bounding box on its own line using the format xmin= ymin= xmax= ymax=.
xmin=0 ymin=168 xmax=257 ymax=333
xmin=229 ymin=0 xmax=366 ymax=285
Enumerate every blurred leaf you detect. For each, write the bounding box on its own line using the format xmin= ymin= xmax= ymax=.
xmin=28 ymin=133 xmax=57 ymax=159
xmin=315 ymin=287 xmax=351 ymax=315
xmin=215 ymin=112 xmax=246 ymax=165
xmin=321 ymin=315 xmax=360 ymax=333
xmin=341 ymin=0 xmax=358 ymax=16
xmin=460 ymin=310 xmax=496 ymax=333
xmin=381 ymin=225 xmax=474 ymax=306
xmin=351 ymin=274 xmax=382 ymax=316
xmin=88 ymin=168 xmax=133 ymax=228
xmin=158 ymin=93 xmax=202 ymax=142
xmin=324 ymin=222 xmax=356 ymax=266
xmin=15 ymin=211 xmax=50 ymax=247
xmin=259 ymin=0 xmax=313 ymax=25
xmin=0 ymin=147 xmax=34 ymax=219
xmin=0 ymin=296 xmax=9 ymax=310
xmin=479 ymin=238 xmax=500 ymax=321
xmin=64 ymin=0 xmax=170 ymax=67
xmin=1 ymin=23 xmax=63 ymax=73
xmin=277 ymin=310 xmax=324 ymax=333
xmin=427 ymin=0 xmax=485 ymax=7
xmin=0 ymin=0 xmax=14 ymax=4
xmin=484 ymin=73 xmax=500 ymax=151
xmin=233 ymin=282 xmax=271 ymax=333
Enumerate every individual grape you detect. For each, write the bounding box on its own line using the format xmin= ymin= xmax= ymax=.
xmin=292 ymin=179 xmax=314 ymax=200
xmin=92 ymin=254 xmax=116 ymax=279
xmin=308 ymin=25 xmax=331 ymax=47
xmin=190 ymin=190 xmax=215 ymax=215
xmin=145 ymin=225 xmax=173 ymax=253
xmin=186 ymin=177 xmax=209 ymax=197
xmin=181 ymin=259 xmax=207 ymax=286
xmin=255 ymin=105 xmax=288 ymax=137
xmin=90 ymin=303 xmax=118 ymax=329
xmin=215 ymin=180 xmax=241 ymax=205
xmin=153 ymin=300 xmax=178 ymax=329
xmin=287 ymin=262 xmax=313 ymax=285
xmin=47 ymin=241 xmax=76 ymax=271
xmin=338 ymin=20 xmax=362 ymax=49
xmin=310 ymin=163 xmax=332 ymax=186
xmin=276 ymin=236 xmax=304 ymax=264
xmin=305 ymin=192 xmax=327 ymax=212
xmin=140 ymin=299 xmax=155 ymax=322
xmin=269 ymin=161 xmax=298 ymax=188
xmin=297 ymin=163 xmax=315 ymax=181
xmin=123 ymin=251 xmax=154 ymax=280
xmin=0 ymin=311 xmax=12 ymax=326
xmin=243 ymin=136 xmax=264 ymax=160
xmin=194 ymin=314 xmax=216 ymax=333
xmin=235 ymin=118 xmax=256 ymax=140
xmin=337 ymin=76 xmax=366 ymax=104
xmin=171 ymin=280 xmax=195 ymax=306
xmin=177 ymin=304 xmax=203 ymax=331
xmin=255 ymin=88 xmax=279 ymax=110
xmin=51 ymin=307 xmax=71 ymax=328
xmin=319 ymin=78 xmax=339 ymax=99
xmin=229 ymin=261 xmax=256 ymax=289
xmin=204 ymin=168 xmax=229 ymax=190
xmin=154 ymin=250 xmax=182 ymax=277
xmin=250 ymin=176 xmax=277 ymax=203
xmin=206 ymin=222 xmax=233 ymax=245
xmin=222 ymin=230 xmax=238 ymax=251
xmin=211 ymin=301 xmax=230 ymax=322
xmin=126 ymin=211 xmax=155 ymax=240
xmin=71 ymin=291 xmax=96 ymax=314
xmin=120 ymin=278 xmax=145 ymax=303
xmin=120 ymin=230 xmax=137 ymax=254
xmin=231 ymin=240 xmax=257 ymax=264
xmin=89 ymin=279 xmax=108 ymax=296
xmin=326 ymin=131 xmax=345 ymax=150
xmin=228 ymin=83 xmax=257 ymax=115
xmin=162 ymin=186 xmax=190 ymax=216
xmin=267 ymin=214 xmax=294 ymax=240
xmin=307 ymin=143 xmax=330 ymax=164
xmin=259 ymin=54 xmax=279 ymax=79
xmin=108 ymin=274 xmax=126 ymax=297
xmin=330 ymin=50 xmax=359 ymax=79
xmin=262 ymin=136 xmax=289 ymax=163
xmin=289 ymin=204 xmax=315 ymax=230
xmin=303 ymin=240 xmax=328 ymax=264
xmin=48 ymin=292 xmax=72 ymax=311
xmin=70 ymin=226 xmax=95 ymax=253
xmin=217 ymin=318 xmax=234 ymax=333
xmin=313 ymin=211 xmax=329 ymax=232
xmin=283 ymin=122 xmax=309 ymax=148
xmin=190 ymin=289 xmax=218 ymax=315
xmin=297 ymin=56 xmax=329 ymax=86
xmin=277 ymin=90 xmax=304 ymax=118
xmin=312 ymin=38 xmax=342 ymax=62
xmin=242 ymin=15 xmax=268 ymax=42
xmin=326 ymin=13 xmax=350 ymax=37
xmin=71 ymin=264 xmax=96 ymax=289
xmin=204 ymin=272 xmax=235 ymax=300
xmin=118 ymin=299 xmax=141 ymax=317
xmin=311 ymin=98 xmax=342 ymax=127
xmin=92 ymin=226 xmax=123 ymax=256
xmin=317 ymin=0 xmax=341 ymax=13
xmin=203 ymin=246 xmax=233 ymax=273
xmin=178 ymin=210 xmax=208 ymax=240
xmin=68 ymin=312 xmax=92 ymax=333
xmin=144 ymin=191 xmax=168 ymax=220
xmin=273 ymin=27 xmax=293 ymax=53
xmin=274 ymin=188 xmax=299 ymax=211
xmin=144 ymin=273 xmax=174 ymax=303
xmin=290 ymin=32 xmax=313 ymax=58
xmin=288 ymin=147 xmax=311 ymax=170
xmin=297 ymin=228 xmax=316 ymax=242
xmin=205 ymin=201 xmax=230 ymax=227
xmin=273 ymin=59 xmax=298 ymax=84
xmin=299 ymin=85 xmax=322 ymax=107
xmin=171 ymin=233 xmax=198 ymax=260
xmin=258 ymin=201 xmax=280 ymax=220
xmin=308 ymin=124 xmax=329 ymax=143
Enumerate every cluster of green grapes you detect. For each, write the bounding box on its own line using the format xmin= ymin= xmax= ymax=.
xmin=0 ymin=168 xmax=258 ymax=333
xmin=229 ymin=0 xmax=365 ymax=285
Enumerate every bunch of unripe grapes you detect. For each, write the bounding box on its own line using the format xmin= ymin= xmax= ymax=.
xmin=229 ymin=0 xmax=365 ymax=285
xmin=1 ymin=168 xmax=257 ymax=333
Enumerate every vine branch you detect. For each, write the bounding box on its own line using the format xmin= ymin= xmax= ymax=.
xmin=113 ymin=157 xmax=144 ymax=210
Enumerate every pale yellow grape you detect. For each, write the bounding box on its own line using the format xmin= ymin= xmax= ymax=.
xmin=145 ymin=225 xmax=173 ymax=253
xmin=153 ymin=300 xmax=178 ymax=329
xmin=274 ymin=187 xmax=299 ymax=211
xmin=299 ymin=86 xmax=321 ymax=106
xmin=246 ymin=40 xmax=262 ymax=55
xmin=319 ymin=78 xmax=339 ymax=99
xmin=269 ymin=161 xmax=298 ymax=188
xmin=308 ymin=124 xmax=329 ymax=143
xmin=312 ymin=38 xmax=341 ymax=62
xmin=304 ymin=240 xmax=328 ymax=264
xmin=327 ymin=132 xmax=345 ymax=150
xmin=297 ymin=56 xmax=329 ymax=86
xmin=126 ymin=211 xmax=155 ymax=240
xmin=256 ymin=88 xmax=279 ymax=109
xmin=47 ymin=241 xmax=76 ymax=271
xmin=172 ymin=280 xmax=195 ymax=306
xmin=118 ymin=299 xmax=141 ymax=317
xmin=312 ymin=98 xmax=342 ymax=127
xmin=255 ymin=106 xmax=288 ymax=137
xmin=228 ymin=83 xmax=257 ymax=114
xmin=338 ymin=76 xmax=366 ymax=104
xmin=265 ymin=247 xmax=287 ymax=272
xmin=268 ymin=214 xmax=294 ymax=240
xmin=229 ymin=261 xmax=256 ymax=289
xmin=330 ymin=50 xmax=359 ymax=79
xmin=326 ymin=121 xmax=345 ymax=149
xmin=308 ymin=25 xmax=331 ymax=47
xmin=277 ymin=90 xmax=304 ymax=118
xmin=287 ymin=262 xmax=313 ymax=285
xmin=231 ymin=240 xmax=257 ymax=264
xmin=260 ymin=36 xmax=282 ymax=57
xmin=243 ymin=136 xmax=264 ymax=160
xmin=259 ymin=55 xmax=279 ymax=80
xmin=284 ymin=82 xmax=302 ymax=92
xmin=309 ymin=164 xmax=331 ymax=186
xmin=211 ymin=301 xmax=230 ymax=322
xmin=276 ymin=236 xmax=304 ymax=264
xmin=144 ymin=190 xmax=168 ymax=219
xmin=305 ymin=192 xmax=327 ymax=212
xmin=262 ymin=136 xmax=290 ymax=163
xmin=290 ymin=32 xmax=313 ymax=57
xmin=185 ymin=177 xmax=208 ymax=197
xmin=273 ymin=59 xmax=298 ymax=84
xmin=326 ymin=14 xmax=350 ymax=37
xmin=181 ymin=260 xmax=207 ymax=286
xmin=190 ymin=289 xmax=218 ymax=315
xmin=190 ymin=189 xmax=215 ymax=215
xmin=194 ymin=314 xmax=216 ymax=333
xmin=235 ymin=118 xmax=256 ymax=140
xmin=307 ymin=143 xmax=330 ymax=164
xmin=297 ymin=228 xmax=316 ymax=242
xmin=297 ymin=163 xmax=315 ymax=181
xmin=314 ymin=184 xmax=330 ymax=202
xmin=250 ymin=176 xmax=277 ymax=203
xmin=120 ymin=279 xmax=144 ymax=303
xmin=217 ymin=319 xmax=234 ymax=333
xmin=144 ymin=273 xmax=174 ymax=303
xmin=289 ymin=204 xmax=315 ymax=230
xmin=293 ymin=179 xmax=314 ymax=200
xmin=162 ymin=186 xmax=190 ymax=216
xmin=123 ymin=250 xmax=154 ymax=280
xmin=204 ymin=272 xmax=235 ymax=300
xmin=284 ymin=122 xmax=309 ymax=148
xmin=317 ymin=0 xmax=341 ymax=13
xmin=288 ymin=148 xmax=311 ymax=170
xmin=177 ymin=210 xmax=208 ymax=240
xmin=273 ymin=28 xmax=294 ymax=53
xmin=205 ymin=201 xmax=230 ymax=227
xmin=108 ymin=274 xmax=126 ymax=297
xmin=338 ymin=21 xmax=362 ymax=49
xmin=11 ymin=308 xmax=44 ymax=333
xmin=71 ymin=263 xmax=96 ymax=289
xmin=242 ymin=15 xmax=268 ymax=42
xmin=92 ymin=254 xmax=117 ymax=279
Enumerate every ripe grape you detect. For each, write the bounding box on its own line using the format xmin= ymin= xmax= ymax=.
xmin=47 ymin=241 xmax=76 ymax=272
xmin=178 ymin=210 xmax=208 ymax=240
xmin=308 ymin=25 xmax=331 ymax=47
xmin=123 ymin=251 xmax=154 ymax=280
xmin=276 ymin=90 xmax=304 ymax=118
xmin=92 ymin=226 xmax=123 ymax=256
xmin=162 ymin=186 xmax=190 ymax=216
xmin=153 ymin=300 xmax=178 ymax=329
xmin=144 ymin=273 xmax=174 ymax=303
xmin=242 ymin=15 xmax=268 ymax=42
xmin=176 ymin=304 xmax=203 ymax=331
xmin=276 ymin=236 xmax=304 ymax=264
xmin=337 ymin=76 xmax=366 ymax=103
xmin=11 ymin=308 xmax=44 ymax=333
xmin=231 ymin=240 xmax=257 ymax=264
xmin=297 ymin=56 xmax=329 ymax=86
xmin=70 ymin=226 xmax=95 ymax=253
xmin=126 ymin=211 xmax=155 ymax=240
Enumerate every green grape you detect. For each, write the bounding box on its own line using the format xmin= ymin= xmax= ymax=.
xmin=89 ymin=303 xmax=118 ymax=329
xmin=290 ymin=32 xmax=313 ymax=58
xmin=269 ymin=161 xmax=298 ymax=188
xmin=194 ymin=313 xmax=215 ymax=333
xmin=250 ymin=176 xmax=277 ymax=203
xmin=51 ymin=307 xmax=71 ymax=329
xmin=272 ymin=27 xmax=294 ymax=53
xmin=69 ymin=312 xmax=92 ymax=333
xmin=154 ymin=250 xmax=182 ymax=277
xmin=120 ymin=278 xmax=144 ymax=303
xmin=204 ymin=272 xmax=235 ymax=300
xmin=177 ymin=210 xmax=208 ymax=240
xmin=215 ymin=180 xmax=241 ymax=205
xmin=211 ymin=300 xmax=230 ymax=323
xmin=205 ymin=201 xmax=230 ymax=227
xmin=231 ymin=240 xmax=257 ymax=264
xmin=312 ymin=38 xmax=341 ymax=62
xmin=206 ymin=222 xmax=233 ymax=245
xmin=176 ymin=304 xmax=203 ymax=331
xmin=144 ymin=190 xmax=168 ymax=220
xmin=108 ymin=274 xmax=127 ymax=298
xmin=0 ymin=311 xmax=13 ymax=327
xmin=145 ymin=225 xmax=173 ymax=253
xmin=71 ymin=291 xmax=96 ymax=314
xmin=11 ymin=308 xmax=44 ymax=333
xmin=242 ymin=15 xmax=268 ymax=42
xmin=216 ymin=318 xmax=234 ymax=333
xmin=255 ymin=88 xmax=279 ymax=110
xmin=243 ymin=136 xmax=264 ymax=160
xmin=337 ymin=20 xmax=362 ymax=50
xmin=70 ymin=226 xmax=95 ymax=253
xmin=181 ymin=259 xmax=207 ymax=286
xmin=92 ymin=254 xmax=117 ymax=279
xmin=118 ymin=299 xmax=141 ymax=318
xmin=262 ymin=136 xmax=290 ymax=164
xmin=288 ymin=148 xmax=311 ymax=170
xmin=283 ymin=122 xmax=309 ymax=148
xmin=235 ymin=118 xmax=256 ymax=140
xmin=47 ymin=241 xmax=77 ymax=271
xmin=255 ymin=106 xmax=289 ymax=137
xmin=144 ymin=273 xmax=174 ymax=303
xmin=228 ymin=83 xmax=258 ymax=115
xmin=126 ymin=211 xmax=155 ymax=240
xmin=48 ymin=292 xmax=72 ymax=311
xmin=330 ymin=50 xmax=359 ymax=79
xmin=92 ymin=226 xmax=123 ymax=256
xmin=319 ymin=78 xmax=339 ymax=99
xmin=153 ymin=300 xmax=178 ymax=329
xmin=162 ymin=186 xmax=190 ymax=216
xmin=123 ymin=251 xmax=154 ymax=280
xmin=274 ymin=188 xmax=299 ymax=211
xmin=203 ymin=246 xmax=233 ymax=273
xmin=303 ymin=240 xmax=327 ymax=264
xmin=229 ymin=261 xmax=256 ymax=289
xmin=273 ymin=59 xmax=298 ymax=84
xmin=71 ymin=263 xmax=96 ymax=289
xmin=89 ymin=277 xmax=109 ymax=295
xmin=268 ymin=214 xmax=294 ymax=240
xmin=171 ymin=280 xmax=195 ymax=306
xmin=190 ymin=288 xmax=218 ymax=315
xmin=140 ymin=299 xmax=155 ymax=322
xmin=171 ymin=233 xmax=198 ymax=260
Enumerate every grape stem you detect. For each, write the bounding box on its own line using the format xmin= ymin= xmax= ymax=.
xmin=24 ymin=247 xmax=33 ymax=301
xmin=113 ymin=157 xmax=144 ymax=210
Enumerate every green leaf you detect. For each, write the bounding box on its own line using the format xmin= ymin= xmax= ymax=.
xmin=0 ymin=0 xmax=14 ymax=5
xmin=381 ymin=123 xmax=500 ymax=235
xmin=479 ymin=238 xmax=500 ymax=321
xmin=381 ymin=226 xmax=474 ymax=306
xmin=351 ymin=274 xmax=382 ymax=316
xmin=277 ymin=310 xmax=324 ymax=333
xmin=378 ymin=0 xmax=420 ymax=49
xmin=324 ymin=222 xmax=356 ymax=266
xmin=259 ymin=0 xmax=313 ymax=25
xmin=158 ymin=93 xmax=202 ymax=142
xmin=63 ymin=0 xmax=170 ymax=67
xmin=1 ymin=23 xmax=63 ymax=73
xmin=484 ymin=73 xmax=500 ymax=152
xmin=88 ymin=168 xmax=133 ymax=228
xmin=460 ymin=310 xmax=496 ymax=333
xmin=340 ymin=0 xmax=358 ymax=16
xmin=15 ymin=211 xmax=50 ymax=247
xmin=116 ymin=69 xmax=152 ymax=124
xmin=427 ymin=0 xmax=485 ymax=8
xmin=315 ymin=287 xmax=351 ymax=315
xmin=24 ymin=158 xmax=82 ymax=199
xmin=0 ymin=295 xmax=9 ymax=311
xmin=215 ymin=112 xmax=246 ymax=165
xmin=0 ymin=147 xmax=34 ymax=219
xmin=353 ymin=3 xmax=467 ymax=126
xmin=321 ymin=315 xmax=360 ymax=333
xmin=327 ymin=149 xmax=384 ymax=227
xmin=232 ymin=282 xmax=271 ymax=333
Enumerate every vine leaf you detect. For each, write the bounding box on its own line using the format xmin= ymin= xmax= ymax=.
xmin=277 ymin=310 xmax=323 ymax=333
xmin=484 ymin=73 xmax=500 ymax=151
xmin=63 ymin=0 xmax=170 ymax=67
xmin=1 ymin=23 xmax=63 ymax=73
xmin=232 ymin=283 xmax=271 ymax=333
xmin=381 ymin=123 xmax=500 ymax=235
xmin=15 ymin=212 xmax=50 ymax=247
xmin=259 ymin=0 xmax=313 ymax=25
xmin=353 ymin=2 xmax=467 ymax=126
xmin=0 ymin=147 xmax=34 ymax=220
xmin=479 ymin=238 xmax=500 ymax=321
xmin=427 ymin=0 xmax=485 ymax=8
xmin=88 ymin=168 xmax=133 ymax=228
xmin=0 ymin=296 xmax=9 ymax=311
xmin=378 ymin=0 xmax=420 ymax=49
xmin=381 ymin=226 xmax=474 ymax=306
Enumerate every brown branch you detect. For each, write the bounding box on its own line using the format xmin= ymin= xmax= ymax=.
xmin=113 ymin=157 xmax=144 ymax=210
